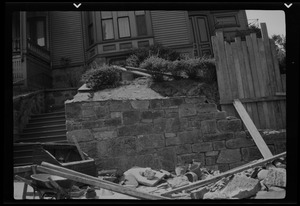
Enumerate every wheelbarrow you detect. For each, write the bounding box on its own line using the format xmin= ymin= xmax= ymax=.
xmin=30 ymin=173 xmax=74 ymax=199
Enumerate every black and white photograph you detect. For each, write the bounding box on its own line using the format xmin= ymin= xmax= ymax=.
xmin=4 ymin=1 xmax=299 ymax=204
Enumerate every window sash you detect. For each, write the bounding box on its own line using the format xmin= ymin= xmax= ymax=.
xmin=118 ymin=17 xmax=131 ymax=38
xmin=102 ymin=19 xmax=114 ymax=40
xmin=27 ymin=17 xmax=47 ymax=47
xmin=135 ymin=15 xmax=147 ymax=36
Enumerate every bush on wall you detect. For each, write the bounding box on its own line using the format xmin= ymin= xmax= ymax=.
xmin=81 ymin=64 xmax=121 ymax=91
xmin=125 ymin=43 xmax=182 ymax=68
xmin=140 ymin=56 xmax=170 ymax=82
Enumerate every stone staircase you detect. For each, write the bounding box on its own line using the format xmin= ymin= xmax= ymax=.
xmin=14 ymin=108 xmax=68 ymax=167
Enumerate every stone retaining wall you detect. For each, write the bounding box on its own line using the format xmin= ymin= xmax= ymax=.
xmin=65 ymin=96 xmax=286 ymax=172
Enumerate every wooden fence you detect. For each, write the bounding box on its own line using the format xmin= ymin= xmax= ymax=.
xmin=211 ymin=23 xmax=286 ymax=129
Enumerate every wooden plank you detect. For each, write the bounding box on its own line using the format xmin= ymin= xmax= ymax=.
xmin=220 ymin=95 xmax=286 ymax=104
xmin=251 ymin=33 xmax=267 ymax=129
xmin=246 ymin=35 xmax=263 ymax=128
xmin=241 ymin=41 xmax=260 ymax=128
xmin=160 ymin=152 xmax=285 ymax=197
xmin=224 ymin=41 xmax=238 ymax=99
xmin=258 ymin=38 xmax=275 ymax=129
xmin=270 ymin=40 xmax=286 ymax=128
xmin=216 ymin=32 xmax=232 ymax=101
xmin=211 ymin=35 xmax=227 ymax=101
xmin=231 ymin=42 xmax=245 ymax=98
xmin=37 ymin=162 xmax=170 ymax=200
xmin=235 ymin=37 xmax=253 ymax=124
xmin=233 ymin=99 xmax=273 ymax=158
xmin=14 ymin=165 xmax=35 ymax=174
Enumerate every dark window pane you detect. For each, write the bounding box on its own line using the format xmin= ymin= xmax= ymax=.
xmin=102 ymin=19 xmax=114 ymax=40
xmin=118 ymin=17 xmax=131 ymax=38
xmin=136 ymin=15 xmax=147 ymax=36
xmin=88 ymin=25 xmax=94 ymax=45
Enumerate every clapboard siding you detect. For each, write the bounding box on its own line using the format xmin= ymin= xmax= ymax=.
xmin=50 ymin=11 xmax=85 ymax=68
xmin=151 ymin=11 xmax=190 ymax=47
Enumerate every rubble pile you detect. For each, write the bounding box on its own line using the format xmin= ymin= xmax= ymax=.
xmin=95 ymin=156 xmax=286 ymax=199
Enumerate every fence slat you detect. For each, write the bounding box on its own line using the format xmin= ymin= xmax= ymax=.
xmin=270 ymin=39 xmax=286 ymax=128
xmin=224 ymin=41 xmax=238 ymax=99
xmin=231 ymin=42 xmax=245 ymax=98
xmin=250 ymin=33 xmax=267 ymax=129
xmin=241 ymin=41 xmax=260 ymax=128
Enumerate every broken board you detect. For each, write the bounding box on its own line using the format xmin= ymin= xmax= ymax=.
xmin=124 ymin=167 xmax=166 ymax=187
xmin=233 ymin=99 xmax=273 ymax=159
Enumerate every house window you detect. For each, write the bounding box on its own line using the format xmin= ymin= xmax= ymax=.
xmin=135 ymin=11 xmax=147 ymax=36
xmin=27 ymin=17 xmax=47 ymax=47
xmin=87 ymin=12 xmax=94 ymax=45
xmin=214 ymin=15 xmax=239 ymax=28
xmin=101 ymin=11 xmax=114 ymax=40
xmin=118 ymin=17 xmax=131 ymax=38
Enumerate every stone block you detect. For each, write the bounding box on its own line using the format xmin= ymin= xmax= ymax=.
xmin=134 ymin=154 xmax=160 ymax=170
xmin=175 ymin=144 xmax=192 ymax=155
xmin=201 ymin=120 xmax=217 ymax=134
xmin=165 ymin=108 xmax=179 ymax=118
xmin=241 ymin=147 xmax=263 ymax=162
xmin=94 ymin=130 xmax=118 ymax=141
xmin=130 ymin=100 xmax=149 ymax=110
xmin=153 ymin=118 xmax=166 ymax=132
xmin=212 ymin=141 xmax=226 ymax=150
xmin=109 ymin=100 xmax=132 ymax=111
xmin=225 ymin=138 xmax=255 ymax=149
xmin=177 ymin=153 xmax=205 ymax=165
xmin=177 ymin=130 xmax=200 ymax=144
xmin=104 ymin=117 xmax=122 ymax=126
xmin=165 ymin=133 xmax=176 ymax=138
xmin=67 ymin=129 xmax=94 ymax=143
xmin=141 ymin=110 xmax=164 ymax=119
xmin=165 ymin=118 xmax=181 ymax=132
xmin=80 ymin=140 xmax=98 ymax=157
xmin=185 ymin=96 xmax=206 ymax=104
xmin=205 ymin=151 xmax=219 ymax=157
xmin=136 ymin=134 xmax=165 ymax=151
xmin=156 ymin=147 xmax=177 ymax=171
xmin=214 ymin=111 xmax=227 ymax=120
xmin=217 ymin=149 xmax=241 ymax=164
xmin=234 ymin=131 xmax=247 ymax=139
xmin=65 ymin=103 xmax=81 ymax=118
xmin=118 ymin=123 xmax=153 ymax=136
xmin=82 ymin=120 xmax=104 ymax=129
xmin=196 ymin=103 xmax=217 ymax=113
xmin=95 ymin=106 xmax=110 ymax=119
xmin=192 ymin=142 xmax=213 ymax=153
xmin=202 ymin=132 xmax=234 ymax=142
xmin=178 ymin=104 xmax=197 ymax=117
xmin=229 ymin=161 xmax=247 ymax=170
xmin=110 ymin=112 xmax=122 ymax=119
xmin=217 ymin=164 xmax=230 ymax=172
xmin=205 ymin=156 xmax=217 ymax=166
xmin=217 ymin=119 xmax=242 ymax=132
xmin=123 ymin=111 xmax=140 ymax=125
xmin=149 ymin=99 xmax=163 ymax=109
xmin=262 ymin=168 xmax=286 ymax=187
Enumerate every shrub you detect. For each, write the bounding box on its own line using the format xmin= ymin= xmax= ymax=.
xmin=140 ymin=56 xmax=170 ymax=82
xmin=125 ymin=43 xmax=182 ymax=67
xmin=81 ymin=64 xmax=120 ymax=91
xmin=172 ymin=57 xmax=217 ymax=83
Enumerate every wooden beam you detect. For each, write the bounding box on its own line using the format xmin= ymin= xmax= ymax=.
xmin=14 ymin=165 xmax=36 ymax=174
xmin=160 ymin=152 xmax=285 ymax=197
xmin=233 ymin=99 xmax=273 ymax=159
xmin=220 ymin=95 xmax=286 ymax=105
xmin=37 ymin=162 xmax=170 ymax=200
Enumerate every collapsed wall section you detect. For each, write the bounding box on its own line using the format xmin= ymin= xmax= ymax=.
xmin=65 ymin=96 xmax=286 ymax=172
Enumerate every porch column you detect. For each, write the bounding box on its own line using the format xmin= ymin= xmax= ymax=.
xmin=20 ymin=11 xmax=27 ymax=87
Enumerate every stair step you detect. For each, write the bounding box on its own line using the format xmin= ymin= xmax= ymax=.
xmin=14 ymin=150 xmax=33 ymax=157
xmin=29 ymin=115 xmax=66 ymax=123
xmin=26 ymin=119 xmax=66 ymax=128
xmin=23 ymin=124 xmax=66 ymax=133
xmin=20 ymin=129 xmax=67 ymax=138
xmin=16 ymin=135 xmax=67 ymax=143
xmin=31 ymin=111 xmax=65 ymax=118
